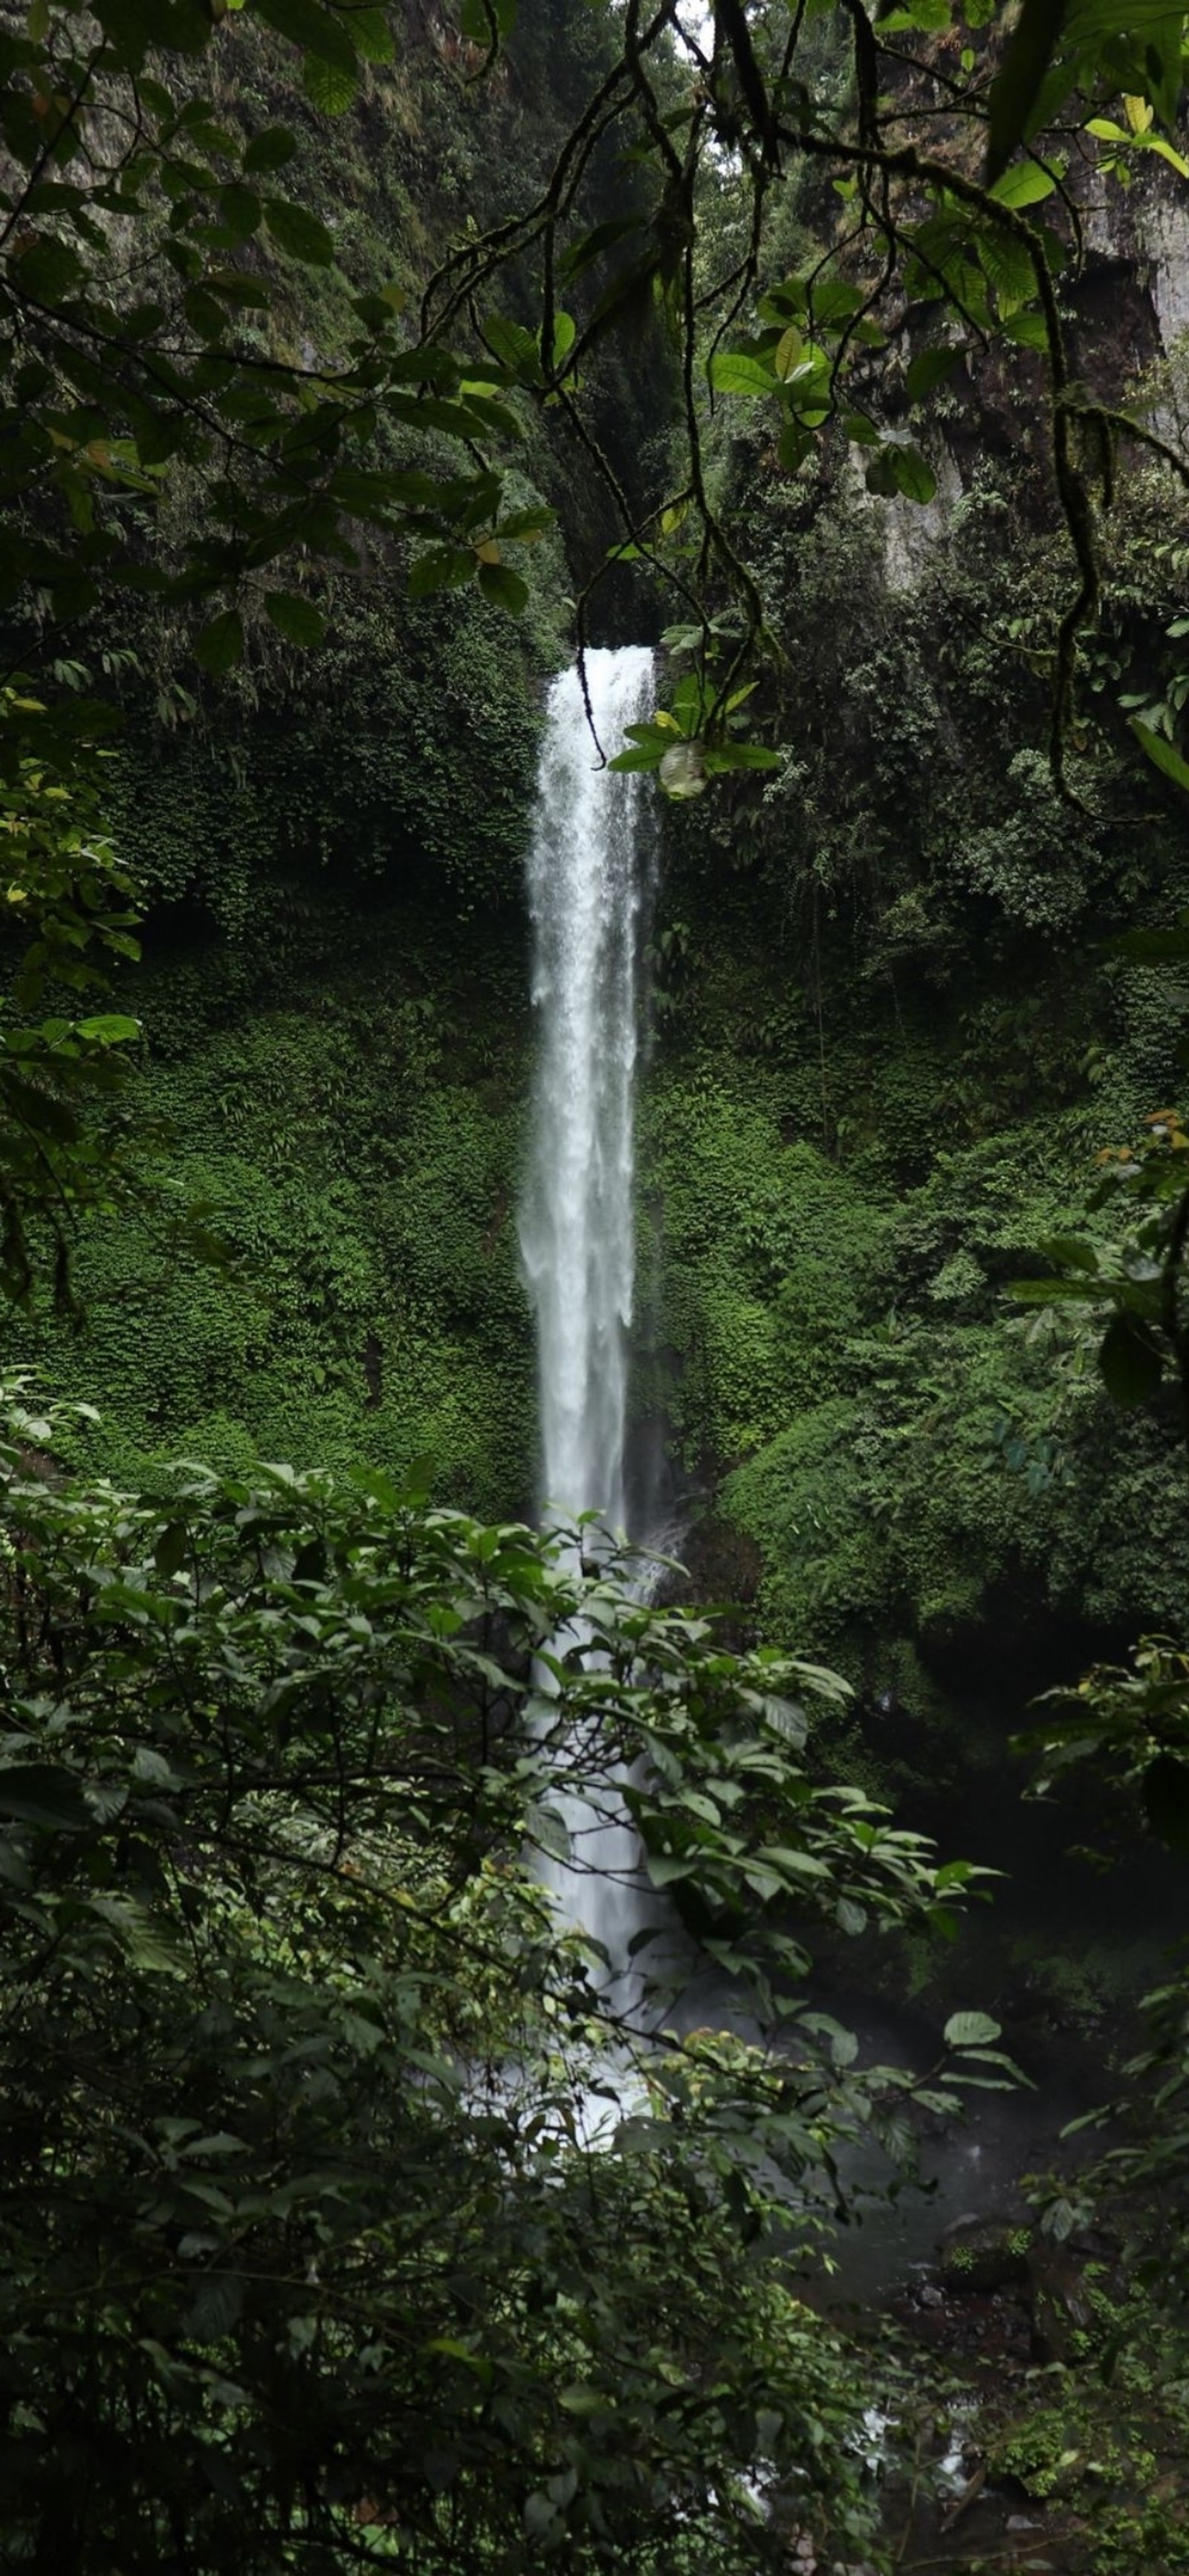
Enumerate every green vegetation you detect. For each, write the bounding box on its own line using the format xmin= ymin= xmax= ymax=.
xmin=9 ymin=0 xmax=1189 ymax=2571
xmin=0 ymin=1385 xmax=999 ymax=2572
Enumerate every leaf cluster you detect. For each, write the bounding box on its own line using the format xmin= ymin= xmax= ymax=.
xmin=0 ymin=1383 xmax=995 ymax=2570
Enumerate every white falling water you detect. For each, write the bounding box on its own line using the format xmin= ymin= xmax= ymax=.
xmin=519 ymin=645 xmax=656 ymax=1983
xmin=519 ymin=646 xmax=655 ymax=1532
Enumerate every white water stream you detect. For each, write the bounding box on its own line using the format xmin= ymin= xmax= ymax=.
xmin=519 ymin=646 xmax=655 ymax=1531
xmin=519 ymin=646 xmax=657 ymax=1979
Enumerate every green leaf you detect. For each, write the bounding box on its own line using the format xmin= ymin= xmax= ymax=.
xmin=1144 ymin=1751 xmax=1189 ymax=1854
xmin=477 ymin=560 xmax=528 ymax=614
xmin=1008 ymin=1276 xmax=1101 ymax=1303
xmin=702 ymin=742 xmax=782 ymax=773
xmin=74 ymin=1015 xmax=140 ymax=1044
xmin=1 ymin=1077 xmax=80 ymax=1143
xmin=253 ymin=0 xmax=358 ymax=67
xmin=988 ymin=158 xmax=1057 ymax=207
xmin=1038 ymin=1236 xmax=1100 ymax=1272
xmin=526 ymin=1803 xmax=570 ymax=1864
xmin=0 ymin=1763 xmax=91 ymax=1831
xmin=216 ymin=181 xmax=261 ymax=238
xmin=1130 ymin=716 xmax=1189 ymax=797
xmin=865 ymin=443 xmax=937 ymax=503
xmin=303 ymin=47 xmax=357 ymax=112
xmin=778 ymin=419 xmax=815 ymax=473
xmin=481 ymin=314 xmax=542 ymax=382
xmin=263 ymin=198 xmax=335 ymax=267
xmin=1135 ymin=129 xmax=1189 ymax=178
xmin=1001 ymin=309 xmax=1050 ymax=349
xmin=707 ymin=350 xmax=777 ymax=397
xmin=1099 ymin=1308 xmax=1164 ymax=1406
xmin=265 ymin=591 xmax=326 ymax=646
xmin=985 ymin=0 xmax=1068 ymax=184
xmin=407 ymin=547 xmax=475 ymax=597
xmin=496 ymin=505 xmax=554 ymax=542
xmin=548 ymin=309 xmax=576 ymax=369
xmin=943 ymin=2010 xmax=1002 ymax=2048
xmin=242 ymin=126 xmax=298 ymax=175
xmin=1110 ymin=922 xmax=1189 ymax=962
xmin=154 ymin=1521 xmax=189 ymax=1577
xmin=524 ymin=2491 xmax=560 ymax=2540
xmin=194 ymin=610 xmax=244 ymax=675
xmin=349 ymin=5 xmax=396 ymax=59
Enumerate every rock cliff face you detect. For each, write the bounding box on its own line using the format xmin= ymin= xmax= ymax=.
xmin=870 ymin=155 xmax=1187 ymax=590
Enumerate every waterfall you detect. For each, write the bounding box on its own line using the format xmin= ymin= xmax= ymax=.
xmin=519 ymin=646 xmax=655 ymax=1532
xmin=519 ymin=646 xmax=656 ymax=1982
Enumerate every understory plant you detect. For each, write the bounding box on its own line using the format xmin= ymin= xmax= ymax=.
xmin=0 ymin=1383 xmax=1002 ymax=2572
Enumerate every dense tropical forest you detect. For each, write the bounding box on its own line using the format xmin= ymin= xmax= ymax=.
xmin=7 ymin=0 xmax=1189 ymax=2567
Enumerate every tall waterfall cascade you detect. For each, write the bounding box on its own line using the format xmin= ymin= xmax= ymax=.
xmin=519 ymin=646 xmax=655 ymax=1533
xmin=519 ymin=645 xmax=657 ymax=1978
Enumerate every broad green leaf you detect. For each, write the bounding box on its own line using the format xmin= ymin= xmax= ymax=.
xmin=1099 ymin=1308 xmax=1164 ymax=1406
xmin=349 ymin=5 xmax=396 ymax=59
xmin=194 ymin=609 xmax=244 ymax=675
xmin=304 ymin=47 xmax=357 ymax=112
xmin=904 ymin=345 xmax=960 ymax=402
xmin=985 ymin=0 xmax=1067 ymax=183
xmin=242 ymin=126 xmax=298 ymax=175
xmin=1001 ymin=309 xmax=1049 ymax=348
xmin=548 ymin=310 xmax=576 ymax=369
xmin=988 ymin=158 xmax=1057 ymax=207
xmin=1110 ymin=922 xmax=1189 ymax=961
xmin=1038 ymin=1236 xmax=1100 ymax=1272
xmin=865 ymin=444 xmax=937 ymax=503
xmin=253 ymin=0 xmax=357 ymax=67
xmin=154 ymin=1519 xmax=189 ymax=1576
xmin=496 ymin=506 xmax=554 ymax=542
xmin=1144 ymin=1751 xmax=1189 ymax=1853
xmin=1137 ymin=129 xmax=1189 ymax=178
xmin=526 ymin=1803 xmax=570 ymax=1863
xmin=480 ymin=314 xmax=542 ymax=383
xmin=702 ymin=742 xmax=782 ymax=772
xmin=707 ymin=350 xmax=777 ymax=397
xmin=265 ymin=591 xmax=326 ymax=646
xmin=943 ymin=2010 xmax=1002 ymax=2048
xmin=1132 ymin=716 xmax=1189 ymax=794
xmin=0 ymin=1763 xmax=91 ymax=1831
xmin=1 ymin=1076 xmax=80 ymax=1142
xmin=407 ymin=546 xmax=475 ymax=597
xmin=216 ymin=181 xmax=262 ymax=238
xmin=263 ymin=198 xmax=335 ymax=267
xmin=779 ymin=419 xmax=815 ymax=473
xmin=74 ymin=1014 xmax=140 ymax=1043
xmin=477 ymin=561 xmax=528 ymax=614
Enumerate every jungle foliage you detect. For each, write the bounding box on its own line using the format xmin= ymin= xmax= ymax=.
xmin=6 ymin=0 xmax=1189 ymax=1314
xmin=0 ymin=1383 xmax=1004 ymax=2572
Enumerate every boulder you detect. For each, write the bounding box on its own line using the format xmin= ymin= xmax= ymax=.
xmin=938 ymin=2213 xmax=1032 ymax=2295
